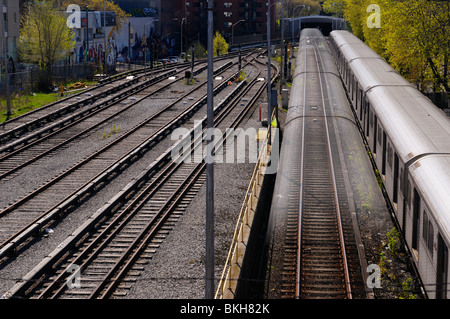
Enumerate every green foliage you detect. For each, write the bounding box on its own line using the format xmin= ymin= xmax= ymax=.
xmin=400 ymin=277 xmax=417 ymax=299
xmin=193 ymin=41 xmax=207 ymax=59
xmin=237 ymin=70 xmax=247 ymax=82
xmin=378 ymin=251 xmax=387 ymax=275
xmin=101 ymin=124 xmax=121 ymax=140
xmin=19 ymin=0 xmax=75 ymax=91
xmin=282 ymin=0 xmax=322 ymax=17
xmin=387 ymin=227 xmax=400 ymax=255
xmin=63 ymin=0 xmax=129 ymax=27
xmin=338 ymin=0 xmax=449 ymax=92
xmin=19 ymin=1 xmax=75 ymax=68
xmin=213 ymin=32 xmax=229 ymax=57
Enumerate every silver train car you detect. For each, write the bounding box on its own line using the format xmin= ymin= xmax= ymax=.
xmin=330 ymin=30 xmax=450 ymax=299
xmin=265 ymin=28 xmax=393 ymax=298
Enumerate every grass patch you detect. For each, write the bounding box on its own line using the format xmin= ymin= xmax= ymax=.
xmin=0 ymin=93 xmax=64 ymax=123
xmin=0 ymin=81 xmax=96 ymax=123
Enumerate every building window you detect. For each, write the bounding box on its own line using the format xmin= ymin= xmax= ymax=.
xmin=224 ymin=12 xmax=232 ymax=17
xmin=224 ymin=2 xmax=232 ymax=8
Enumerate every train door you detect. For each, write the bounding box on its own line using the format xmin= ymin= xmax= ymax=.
xmin=373 ymin=115 xmax=378 ymax=154
xmin=393 ymin=153 xmax=399 ymax=204
xmin=382 ymin=132 xmax=387 ymax=175
xmin=436 ymin=234 xmax=448 ymax=299
xmin=360 ymin=97 xmax=364 ymax=121
xmin=412 ymin=189 xmax=420 ymax=251
xmin=366 ymin=102 xmax=370 ymax=137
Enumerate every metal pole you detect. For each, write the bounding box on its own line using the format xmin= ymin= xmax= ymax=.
xmin=205 ymin=0 xmax=214 ymax=300
xmin=2 ymin=3 xmax=10 ymax=120
xmin=267 ymin=0 xmax=272 ymax=136
xmin=128 ymin=22 xmax=131 ymax=70
xmin=281 ymin=0 xmax=284 ymax=87
xmin=103 ymin=0 xmax=106 ymax=75
xmin=181 ymin=18 xmax=185 ymax=59
xmin=86 ymin=5 xmax=89 ymax=63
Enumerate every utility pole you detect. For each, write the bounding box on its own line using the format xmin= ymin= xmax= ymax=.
xmin=281 ymin=0 xmax=284 ymax=88
xmin=205 ymin=0 xmax=214 ymax=300
xmin=103 ymin=0 xmax=107 ymax=75
xmin=128 ymin=22 xmax=131 ymax=70
xmin=267 ymin=0 xmax=272 ymax=138
xmin=1 ymin=2 xmax=10 ymax=121
xmin=86 ymin=5 xmax=89 ymax=63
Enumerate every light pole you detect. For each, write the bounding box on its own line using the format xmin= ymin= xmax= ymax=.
xmin=205 ymin=0 xmax=214 ymax=300
xmin=1 ymin=1 xmax=10 ymax=121
xmin=86 ymin=5 xmax=89 ymax=64
xmin=231 ymin=19 xmax=244 ymax=46
xmin=144 ymin=19 xmax=159 ymax=78
xmin=103 ymin=0 xmax=107 ymax=75
xmin=267 ymin=0 xmax=277 ymax=135
xmin=291 ymin=5 xmax=306 ymax=40
xmin=144 ymin=20 xmax=153 ymax=79
xmin=181 ymin=18 xmax=185 ymax=60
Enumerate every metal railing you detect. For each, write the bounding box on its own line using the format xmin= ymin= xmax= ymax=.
xmin=215 ymin=119 xmax=275 ymax=299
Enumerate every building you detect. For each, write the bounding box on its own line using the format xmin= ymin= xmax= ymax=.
xmin=175 ymin=0 xmax=276 ymax=49
xmin=68 ymin=10 xmax=117 ymax=65
xmin=1 ymin=0 xmax=20 ymax=61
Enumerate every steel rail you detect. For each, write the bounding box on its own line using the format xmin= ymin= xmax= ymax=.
xmin=6 ymin=59 xmax=267 ymax=299
xmin=0 ymin=60 xmax=245 ymax=260
xmin=314 ymin=44 xmax=352 ymax=299
xmin=295 ymin=42 xmax=352 ymax=299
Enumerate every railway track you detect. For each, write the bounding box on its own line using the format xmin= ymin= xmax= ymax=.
xmin=0 ymin=67 xmax=168 ymax=145
xmin=285 ymin=43 xmax=353 ymax=299
xmin=3 ymin=58 xmax=275 ymax=299
xmin=0 ymin=51 xmax=254 ymax=146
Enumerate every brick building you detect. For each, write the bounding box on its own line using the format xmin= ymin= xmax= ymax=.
xmin=175 ymin=0 xmax=276 ymax=50
xmin=2 ymin=0 xmax=20 ymax=61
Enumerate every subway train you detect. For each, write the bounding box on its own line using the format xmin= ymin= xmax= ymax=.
xmin=265 ymin=28 xmax=393 ymax=298
xmin=329 ymin=30 xmax=450 ymax=299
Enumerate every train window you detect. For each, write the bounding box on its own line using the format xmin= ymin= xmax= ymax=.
xmin=387 ymin=145 xmax=393 ymax=168
xmin=422 ymin=210 xmax=434 ymax=256
xmin=377 ymin=125 xmax=382 ymax=146
xmin=407 ymin=180 xmax=411 ymax=208
xmin=382 ymin=132 xmax=387 ymax=175
xmin=400 ymin=168 xmax=404 ymax=190
xmin=437 ymin=234 xmax=448 ymax=299
xmin=393 ymin=153 xmax=399 ymax=203
xmin=359 ymin=98 xmax=363 ymax=121
xmin=370 ymin=109 xmax=374 ymax=128
xmin=373 ymin=115 xmax=377 ymax=154
xmin=412 ymin=189 xmax=420 ymax=250
xmin=366 ymin=102 xmax=370 ymax=136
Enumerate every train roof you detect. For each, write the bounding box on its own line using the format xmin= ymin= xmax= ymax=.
xmin=330 ymin=30 xmax=366 ymax=46
xmin=368 ymin=85 xmax=450 ymax=158
xmin=351 ymin=58 xmax=411 ymax=91
xmin=412 ymin=156 xmax=450 ymax=237
xmin=331 ymin=30 xmax=450 ymax=158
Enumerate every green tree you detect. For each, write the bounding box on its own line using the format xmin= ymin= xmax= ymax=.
xmin=193 ymin=41 xmax=207 ymax=59
xmin=381 ymin=0 xmax=449 ymax=92
xmin=19 ymin=0 xmax=75 ymax=92
xmin=322 ymin=0 xmax=345 ymax=18
xmin=284 ymin=0 xmax=321 ymax=18
xmin=213 ymin=32 xmax=229 ymax=57
xmin=333 ymin=0 xmax=449 ymax=93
